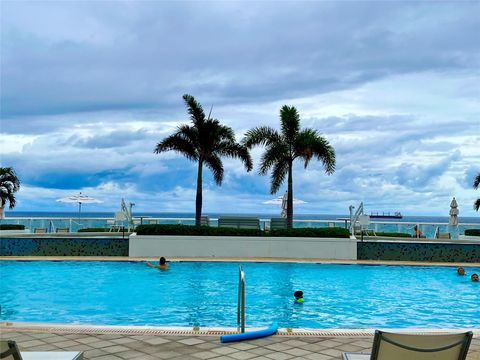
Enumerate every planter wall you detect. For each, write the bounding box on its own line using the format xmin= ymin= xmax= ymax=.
xmin=129 ymin=235 xmax=357 ymax=260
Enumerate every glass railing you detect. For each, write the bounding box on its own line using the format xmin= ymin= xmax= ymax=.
xmin=1 ymin=216 xmax=478 ymax=239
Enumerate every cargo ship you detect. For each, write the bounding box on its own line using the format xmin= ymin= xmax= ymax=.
xmin=369 ymin=211 xmax=403 ymax=219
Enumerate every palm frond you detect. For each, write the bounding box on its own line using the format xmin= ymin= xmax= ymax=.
xmin=154 ymin=127 xmax=199 ymax=162
xmin=474 ymin=173 xmax=480 ymax=189
xmin=280 ymin=105 xmax=300 ymax=142
xmin=259 ymin=142 xmax=288 ymax=175
xmin=216 ymin=142 xmax=253 ymax=171
xmin=200 ymin=120 xmax=234 ymax=153
xmin=0 ymin=167 xmax=20 ymax=209
xmin=294 ymin=129 xmax=336 ymax=173
xmin=204 ymin=154 xmax=224 ymax=185
xmin=475 ymin=198 xmax=480 ymax=211
xmin=242 ymin=127 xmax=281 ymax=148
xmin=270 ymin=161 xmax=288 ymax=194
xmin=214 ymin=123 xmax=236 ymax=142
xmin=183 ymin=94 xmax=206 ymax=126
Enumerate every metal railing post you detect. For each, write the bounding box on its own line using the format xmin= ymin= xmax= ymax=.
xmin=237 ymin=265 xmax=245 ymax=333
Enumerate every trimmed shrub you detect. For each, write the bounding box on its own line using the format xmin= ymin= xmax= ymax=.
xmin=370 ymin=231 xmax=412 ymax=238
xmin=465 ymin=229 xmax=480 ymax=236
xmin=270 ymin=227 xmax=350 ymax=238
xmin=78 ymin=228 xmax=111 ymax=232
xmin=0 ymin=224 xmax=25 ymax=230
xmin=135 ymin=224 xmax=349 ymax=238
xmin=136 ymin=224 xmax=264 ymax=237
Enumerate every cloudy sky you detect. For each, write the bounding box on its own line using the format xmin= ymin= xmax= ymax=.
xmin=1 ymin=1 xmax=479 ymax=216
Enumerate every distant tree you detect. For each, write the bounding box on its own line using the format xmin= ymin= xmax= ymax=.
xmin=243 ymin=105 xmax=335 ymax=228
xmin=0 ymin=167 xmax=21 ymax=219
xmin=155 ymin=94 xmax=252 ymax=226
xmin=474 ymin=173 xmax=480 ymax=211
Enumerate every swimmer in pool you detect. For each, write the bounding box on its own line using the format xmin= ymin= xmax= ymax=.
xmin=471 ymin=273 xmax=479 ymax=282
xmin=457 ymin=267 xmax=465 ymax=276
xmin=147 ymin=257 xmax=168 ymax=269
xmin=294 ymin=290 xmax=304 ymax=304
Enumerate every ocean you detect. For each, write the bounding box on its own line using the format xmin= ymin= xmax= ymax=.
xmin=4 ymin=211 xmax=480 ymax=224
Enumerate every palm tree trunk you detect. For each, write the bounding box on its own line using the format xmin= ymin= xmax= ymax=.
xmin=287 ymin=161 xmax=293 ymax=229
xmin=0 ymin=204 xmax=4 ymax=220
xmin=195 ymin=160 xmax=203 ymax=226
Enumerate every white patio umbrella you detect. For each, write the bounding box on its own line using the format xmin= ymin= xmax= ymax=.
xmin=449 ymin=197 xmax=459 ymax=226
xmin=263 ymin=191 xmax=306 ymax=218
xmin=56 ymin=192 xmax=103 ymax=215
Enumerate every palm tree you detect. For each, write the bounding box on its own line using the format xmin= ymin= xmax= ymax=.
xmin=0 ymin=167 xmax=21 ymax=219
xmin=155 ymin=94 xmax=253 ymax=226
xmin=243 ymin=105 xmax=335 ymax=228
xmin=474 ymin=173 xmax=480 ymax=211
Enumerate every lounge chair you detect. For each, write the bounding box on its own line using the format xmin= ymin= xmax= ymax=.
xmin=343 ymin=330 xmax=472 ymax=360
xmin=109 ymin=211 xmax=127 ymax=232
xmin=0 ymin=340 xmax=83 ymax=360
xmin=55 ymin=228 xmax=69 ymax=233
xmin=218 ymin=216 xmax=260 ymax=230
xmin=270 ymin=218 xmax=287 ymax=230
xmin=437 ymin=232 xmax=451 ymax=239
xmin=33 ymin=228 xmax=47 ymax=234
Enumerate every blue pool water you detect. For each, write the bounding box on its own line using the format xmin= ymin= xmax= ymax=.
xmin=0 ymin=261 xmax=479 ymax=329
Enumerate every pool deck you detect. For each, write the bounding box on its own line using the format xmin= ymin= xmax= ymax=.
xmin=1 ymin=256 xmax=480 ymax=267
xmin=1 ymin=326 xmax=479 ymax=360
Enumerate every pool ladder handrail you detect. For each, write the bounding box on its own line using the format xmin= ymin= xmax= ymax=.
xmin=237 ymin=265 xmax=245 ymax=333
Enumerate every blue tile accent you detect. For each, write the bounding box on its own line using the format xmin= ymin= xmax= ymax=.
xmin=358 ymin=241 xmax=480 ymax=262
xmin=0 ymin=237 xmax=128 ymax=256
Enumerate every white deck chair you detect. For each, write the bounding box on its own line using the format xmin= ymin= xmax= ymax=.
xmin=0 ymin=340 xmax=83 ymax=360
xmin=343 ymin=330 xmax=472 ymax=360
xmin=109 ymin=211 xmax=127 ymax=232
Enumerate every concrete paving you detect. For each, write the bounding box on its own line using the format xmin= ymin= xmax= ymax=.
xmin=1 ymin=329 xmax=479 ymax=360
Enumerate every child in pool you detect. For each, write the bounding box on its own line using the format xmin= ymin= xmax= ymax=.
xmin=294 ymin=290 xmax=304 ymax=303
xmin=147 ymin=256 xmax=168 ymax=269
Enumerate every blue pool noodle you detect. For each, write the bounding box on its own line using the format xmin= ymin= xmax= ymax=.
xmin=220 ymin=322 xmax=278 ymax=343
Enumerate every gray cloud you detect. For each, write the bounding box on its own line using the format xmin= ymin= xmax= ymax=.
xmin=2 ymin=1 xmax=479 ymax=118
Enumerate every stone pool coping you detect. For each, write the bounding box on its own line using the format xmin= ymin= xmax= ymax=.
xmin=2 ymin=322 xmax=479 ymax=338
xmin=1 ymin=256 xmax=480 ymax=267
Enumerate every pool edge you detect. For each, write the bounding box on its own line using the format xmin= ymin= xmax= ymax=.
xmin=1 ymin=322 xmax=479 ymax=337
xmin=1 ymin=256 xmax=480 ymax=267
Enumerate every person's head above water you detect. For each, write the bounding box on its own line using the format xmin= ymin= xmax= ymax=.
xmin=294 ymin=290 xmax=303 ymax=300
xmin=471 ymin=273 xmax=479 ymax=282
xmin=457 ymin=267 xmax=465 ymax=276
xmin=159 ymin=257 xmax=166 ymax=265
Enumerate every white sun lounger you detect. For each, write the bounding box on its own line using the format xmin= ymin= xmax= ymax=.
xmin=343 ymin=330 xmax=472 ymax=360
xmin=1 ymin=340 xmax=83 ymax=360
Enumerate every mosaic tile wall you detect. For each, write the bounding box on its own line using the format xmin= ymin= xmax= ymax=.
xmin=0 ymin=237 xmax=129 ymax=256
xmin=358 ymin=241 xmax=480 ymax=262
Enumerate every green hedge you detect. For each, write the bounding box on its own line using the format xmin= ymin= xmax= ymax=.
xmin=465 ymin=229 xmax=480 ymax=236
xmin=78 ymin=228 xmax=111 ymax=232
xmin=135 ymin=224 xmax=349 ymax=238
xmin=0 ymin=224 xmax=25 ymax=230
xmin=370 ymin=231 xmax=412 ymax=238
xmin=136 ymin=224 xmax=264 ymax=237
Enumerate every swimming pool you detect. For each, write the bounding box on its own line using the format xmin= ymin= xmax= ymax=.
xmin=1 ymin=261 xmax=478 ymax=329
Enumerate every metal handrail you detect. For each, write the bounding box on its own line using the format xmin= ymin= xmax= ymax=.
xmin=237 ymin=265 xmax=245 ymax=333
